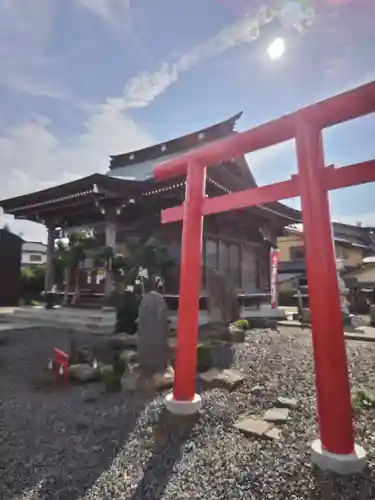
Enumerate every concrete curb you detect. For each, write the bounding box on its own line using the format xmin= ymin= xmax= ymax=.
xmin=278 ymin=321 xmax=375 ymax=343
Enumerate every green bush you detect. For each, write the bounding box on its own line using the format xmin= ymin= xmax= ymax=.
xmin=101 ymin=366 xmax=122 ymax=392
xmin=352 ymin=389 xmax=375 ymax=413
xmin=235 ymin=319 xmax=249 ymax=330
xmin=114 ymin=290 xmax=141 ymax=334
xmin=20 ymin=265 xmax=45 ymax=304
xmin=196 ymin=344 xmax=212 ymax=373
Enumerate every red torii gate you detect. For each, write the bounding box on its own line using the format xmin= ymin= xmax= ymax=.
xmin=154 ymin=81 xmax=375 ymax=473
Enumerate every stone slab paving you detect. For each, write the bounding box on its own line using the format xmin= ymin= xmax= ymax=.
xmin=234 ymin=418 xmax=274 ymax=438
xmin=250 ymin=384 xmax=266 ymax=395
xmin=265 ymin=427 xmax=282 ymax=441
xmin=263 ymin=408 xmax=290 ymax=424
xmin=198 ymin=368 xmax=246 ymax=390
xmin=276 ymin=396 xmax=299 ymax=409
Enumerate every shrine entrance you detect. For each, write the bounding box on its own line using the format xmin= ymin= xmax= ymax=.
xmin=154 ymin=81 xmax=375 ymax=473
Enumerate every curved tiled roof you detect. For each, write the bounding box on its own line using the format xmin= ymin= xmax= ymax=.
xmin=108 ymin=112 xmax=243 ymax=171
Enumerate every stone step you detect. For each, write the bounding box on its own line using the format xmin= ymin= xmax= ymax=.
xmin=0 ymin=307 xmax=116 ymax=334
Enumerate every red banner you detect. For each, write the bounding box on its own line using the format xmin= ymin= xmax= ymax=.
xmin=270 ymin=248 xmax=280 ymax=309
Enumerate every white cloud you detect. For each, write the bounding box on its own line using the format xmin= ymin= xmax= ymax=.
xmin=77 ymin=0 xmax=132 ymax=31
xmin=0 ymin=0 xmax=65 ymax=99
xmin=0 ymin=4 xmax=281 ymax=202
xmin=121 ymin=8 xmax=277 ymax=109
xmin=0 ymin=99 xmax=153 ymax=201
xmin=0 ymin=0 xmax=86 ymax=105
xmin=75 ymin=0 xmax=151 ymax=58
xmin=0 ymin=97 xmax=154 ymax=241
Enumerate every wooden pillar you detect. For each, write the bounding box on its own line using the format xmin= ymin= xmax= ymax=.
xmin=44 ymin=225 xmax=55 ymax=291
xmin=102 ymin=206 xmax=120 ymax=301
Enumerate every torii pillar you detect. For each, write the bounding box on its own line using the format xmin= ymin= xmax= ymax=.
xmin=165 ymin=161 xmax=205 ymax=414
xmin=153 ymin=80 xmax=375 ymax=474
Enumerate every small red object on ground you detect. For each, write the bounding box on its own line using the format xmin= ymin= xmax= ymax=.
xmin=54 ymin=348 xmax=69 ymax=385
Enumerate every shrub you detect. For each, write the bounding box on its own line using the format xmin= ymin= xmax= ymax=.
xmin=234 ymin=319 xmax=249 ymax=330
xmin=114 ymin=290 xmax=141 ymax=334
xmin=352 ymin=389 xmax=375 ymax=413
xmin=101 ymin=366 xmax=122 ymax=392
xmin=196 ymin=344 xmax=212 ymax=372
xmin=20 ymin=265 xmax=45 ymax=304
xmin=112 ymin=352 xmax=126 ymax=376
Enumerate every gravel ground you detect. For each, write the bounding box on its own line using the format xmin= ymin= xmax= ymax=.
xmin=1 ymin=327 xmax=375 ymax=500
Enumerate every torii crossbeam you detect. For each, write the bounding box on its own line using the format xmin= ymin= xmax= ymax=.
xmin=154 ymin=81 xmax=375 ymax=473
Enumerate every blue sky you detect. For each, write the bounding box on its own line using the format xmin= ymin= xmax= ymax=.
xmin=0 ymin=0 xmax=374 ymax=242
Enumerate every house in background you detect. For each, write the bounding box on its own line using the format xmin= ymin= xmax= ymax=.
xmin=277 ymin=222 xmax=375 ymax=293
xmin=21 ymin=241 xmax=47 ymax=266
xmin=342 ymin=256 xmax=375 ymax=296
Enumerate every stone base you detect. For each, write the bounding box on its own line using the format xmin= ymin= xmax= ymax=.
xmin=165 ymin=392 xmax=202 ymax=415
xmin=243 ymin=305 xmax=286 ymax=320
xmin=350 ymin=314 xmax=367 ymax=328
xmin=301 ymin=308 xmax=310 ymax=323
xmin=311 ymin=439 xmax=366 ymax=474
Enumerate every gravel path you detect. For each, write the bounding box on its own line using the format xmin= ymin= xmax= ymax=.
xmin=1 ymin=327 xmax=375 ymax=499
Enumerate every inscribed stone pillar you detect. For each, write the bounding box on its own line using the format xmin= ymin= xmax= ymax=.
xmin=137 ymin=291 xmax=170 ymax=376
xmin=44 ymin=225 xmax=55 ymax=291
xmin=336 ymin=257 xmax=350 ymax=320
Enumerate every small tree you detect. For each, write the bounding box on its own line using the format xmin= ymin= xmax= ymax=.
xmin=127 ymin=237 xmax=174 ymax=289
xmin=53 ymin=240 xmax=70 ymax=304
xmin=20 ymin=265 xmax=45 ymax=304
xmin=53 ymin=231 xmax=95 ymax=305
xmin=96 ymin=238 xmax=174 ymax=333
xmin=69 ymin=232 xmax=95 ymax=305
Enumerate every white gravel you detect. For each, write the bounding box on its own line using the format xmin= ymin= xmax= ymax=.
xmin=1 ymin=327 xmax=375 ymax=500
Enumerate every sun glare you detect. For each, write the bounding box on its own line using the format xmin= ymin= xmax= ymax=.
xmin=267 ymin=38 xmax=286 ymax=60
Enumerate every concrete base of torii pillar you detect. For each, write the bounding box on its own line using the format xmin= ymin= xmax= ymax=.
xmin=311 ymin=439 xmax=366 ymax=474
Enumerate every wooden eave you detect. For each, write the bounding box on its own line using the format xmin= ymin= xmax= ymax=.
xmin=0 ymin=174 xmax=143 ymax=221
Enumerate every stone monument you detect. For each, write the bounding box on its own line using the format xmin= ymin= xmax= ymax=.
xmin=336 ymin=257 xmax=351 ymax=324
xmin=137 ymin=290 xmax=170 ymax=376
xmin=206 ymin=268 xmax=240 ymax=324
